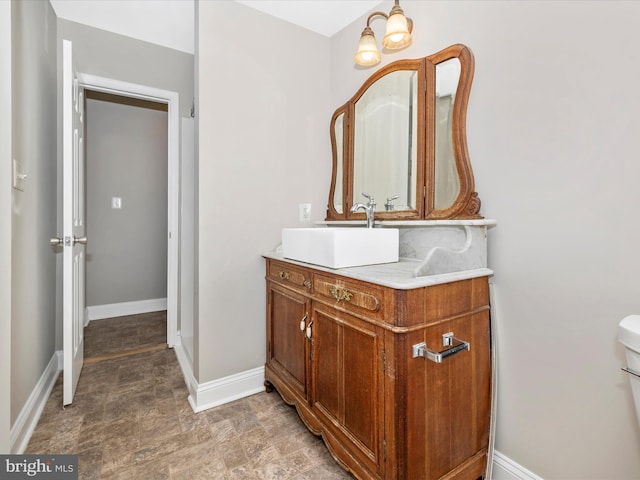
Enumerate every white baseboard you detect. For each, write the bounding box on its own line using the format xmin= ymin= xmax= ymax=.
xmin=172 ymin=342 xmax=265 ymax=414
xmin=492 ymin=451 xmax=543 ymax=480
xmin=173 ymin=340 xmax=265 ymax=413
xmin=173 ymin=338 xmax=198 ymax=402
xmin=10 ymin=351 xmax=62 ymax=454
xmin=87 ymin=298 xmax=167 ymax=321
xmin=187 ymin=366 xmax=265 ymax=413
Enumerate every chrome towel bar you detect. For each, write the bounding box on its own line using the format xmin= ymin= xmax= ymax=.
xmin=412 ymin=332 xmax=470 ymax=363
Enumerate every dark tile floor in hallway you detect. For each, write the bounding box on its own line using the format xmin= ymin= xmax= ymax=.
xmin=25 ymin=313 xmax=353 ymax=479
xmin=83 ymin=311 xmax=168 ymax=362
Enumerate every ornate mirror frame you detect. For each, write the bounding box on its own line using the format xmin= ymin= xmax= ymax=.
xmin=326 ymin=44 xmax=482 ymax=221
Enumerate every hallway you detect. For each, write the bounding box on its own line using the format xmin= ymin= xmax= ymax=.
xmin=25 ymin=314 xmax=352 ymax=479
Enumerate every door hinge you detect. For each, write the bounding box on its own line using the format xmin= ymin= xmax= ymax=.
xmin=382 ymin=350 xmax=386 ymax=372
xmin=383 ymin=439 xmax=387 ymax=461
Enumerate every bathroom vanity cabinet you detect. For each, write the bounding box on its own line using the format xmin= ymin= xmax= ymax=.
xmin=273 ymin=42 xmax=493 ymax=478
xmin=264 ymin=257 xmax=491 ymax=480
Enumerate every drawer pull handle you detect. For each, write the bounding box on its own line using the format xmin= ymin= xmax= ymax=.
xmin=299 ymin=313 xmax=308 ymax=332
xmin=412 ymin=332 xmax=470 ymax=363
xmin=278 ymin=270 xmax=291 ymax=280
xmin=330 ymin=286 xmax=353 ymax=303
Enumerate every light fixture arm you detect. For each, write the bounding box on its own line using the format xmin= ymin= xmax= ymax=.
xmin=365 ymin=11 xmax=389 ymax=27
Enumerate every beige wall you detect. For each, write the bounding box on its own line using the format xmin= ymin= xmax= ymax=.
xmin=57 ymin=19 xmax=194 ymax=119
xmin=196 ymin=1 xmax=331 ymax=380
xmin=330 ymin=1 xmax=640 ymax=478
xmin=10 ymin=0 xmax=58 ymax=427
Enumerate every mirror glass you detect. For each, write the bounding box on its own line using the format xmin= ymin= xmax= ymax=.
xmin=434 ymin=58 xmax=461 ymax=209
xmin=353 ymin=70 xmax=418 ymax=212
xmin=333 ymin=112 xmax=344 ymax=214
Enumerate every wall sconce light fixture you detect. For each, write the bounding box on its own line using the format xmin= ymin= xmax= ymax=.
xmin=354 ymin=0 xmax=413 ymax=67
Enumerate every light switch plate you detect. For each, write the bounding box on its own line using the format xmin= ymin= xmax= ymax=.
xmin=12 ymin=159 xmax=26 ymax=191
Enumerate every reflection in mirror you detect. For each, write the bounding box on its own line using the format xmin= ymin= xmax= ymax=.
xmin=353 ymin=70 xmax=418 ymax=212
xmin=434 ymin=58 xmax=461 ymax=209
xmin=333 ymin=113 xmax=344 ymax=214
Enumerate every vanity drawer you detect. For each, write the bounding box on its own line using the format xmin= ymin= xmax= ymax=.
xmin=267 ymin=259 xmax=312 ymax=293
xmin=313 ymin=274 xmax=386 ymax=320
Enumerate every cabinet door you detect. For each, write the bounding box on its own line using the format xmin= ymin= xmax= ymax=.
xmin=402 ymin=310 xmax=491 ymax=479
xmin=267 ymin=282 xmax=310 ymax=401
xmin=311 ymin=303 xmax=385 ymax=478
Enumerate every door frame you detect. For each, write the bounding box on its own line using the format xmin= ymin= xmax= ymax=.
xmin=79 ymin=73 xmax=179 ymax=347
xmin=0 ymin=0 xmax=13 ymax=454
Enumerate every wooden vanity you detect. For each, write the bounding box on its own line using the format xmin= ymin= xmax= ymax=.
xmin=264 ymin=42 xmax=493 ymax=479
xmin=264 ymin=256 xmax=492 ymax=480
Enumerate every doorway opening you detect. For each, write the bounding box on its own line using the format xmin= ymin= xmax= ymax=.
xmin=83 ymin=90 xmax=170 ymax=361
xmin=78 ymin=73 xmax=180 ymax=349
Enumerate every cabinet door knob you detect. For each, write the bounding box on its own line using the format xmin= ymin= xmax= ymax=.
xmin=305 ymin=319 xmax=314 ymax=339
xmin=299 ymin=313 xmax=308 ymax=332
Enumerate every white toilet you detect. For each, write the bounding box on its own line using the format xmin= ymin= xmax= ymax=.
xmin=618 ymin=315 xmax=640 ymax=427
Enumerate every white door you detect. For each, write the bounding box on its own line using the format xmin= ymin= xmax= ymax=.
xmin=62 ymin=39 xmax=86 ymax=406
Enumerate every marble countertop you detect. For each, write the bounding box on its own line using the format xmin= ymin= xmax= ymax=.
xmin=318 ymin=219 xmax=497 ymax=228
xmin=263 ymin=251 xmax=493 ymax=290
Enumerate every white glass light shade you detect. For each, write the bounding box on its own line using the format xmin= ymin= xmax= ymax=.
xmin=354 ymin=27 xmax=381 ymax=66
xmin=382 ymin=11 xmax=412 ymax=50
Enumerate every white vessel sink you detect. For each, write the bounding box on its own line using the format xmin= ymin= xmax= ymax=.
xmin=282 ymin=227 xmax=399 ymax=269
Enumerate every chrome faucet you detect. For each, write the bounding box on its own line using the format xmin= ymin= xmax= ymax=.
xmin=385 ymin=195 xmax=399 ymax=211
xmin=351 ymin=193 xmax=376 ymax=228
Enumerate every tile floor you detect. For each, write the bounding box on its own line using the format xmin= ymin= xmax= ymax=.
xmin=25 ymin=313 xmax=353 ymax=479
xmin=83 ymin=311 xmax=168 ymax=362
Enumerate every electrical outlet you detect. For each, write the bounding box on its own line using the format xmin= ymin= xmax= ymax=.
xmin=299 ymin=203 xmax=311 ymax=222
xmin=112 ymin=197 xmax=122 ymax=209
